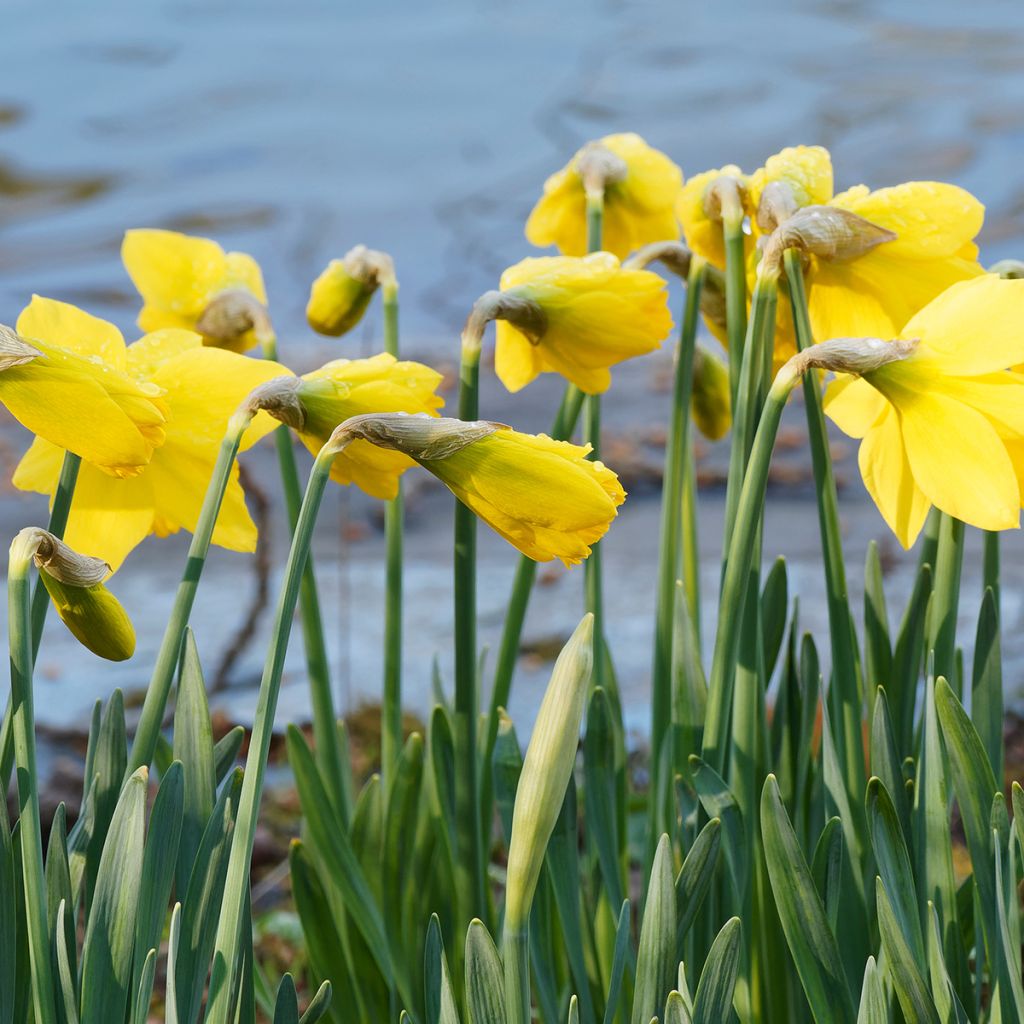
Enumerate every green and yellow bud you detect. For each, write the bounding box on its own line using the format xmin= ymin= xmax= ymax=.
xmin=690 ymin=344 xmax=731 ymax=441
xmin=12 ymin=528 xmax=135 ymax=661
xmin=503 ymin=614 xmax=594 ymax=932
xmin=306 ymin=245 xmax=396 ymax=337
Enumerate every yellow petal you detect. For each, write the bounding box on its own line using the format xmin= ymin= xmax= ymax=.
xmin=17 ymin=296 xmax=127 ymax=370
xmin=747 ymin=145 xmax=833 ymax=220
xmin=894 ymin=386 xmax=1019 ymax=532
xmin=857 ymin=406 xmax=930 ymax=548
xmin=122 ymin=229 xmax=231 ymax=327
xmin=494 ymin=320 xmax=543 ymax=393
xmin=823 ymin=374 xmax=888 ymax=439
xmin=225 ymin=251 xmax=268 ymax=304
xmin=901 ymin=275 xmax=1024 ymax=375
xmin=676 ymin=165 xmax=745 ymax=269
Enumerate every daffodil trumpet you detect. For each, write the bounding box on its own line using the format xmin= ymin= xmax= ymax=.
xmin=702 ymin=334 xmax=914 ymax=774
xmin=206 ymin=422 xmax=413 ymax=1022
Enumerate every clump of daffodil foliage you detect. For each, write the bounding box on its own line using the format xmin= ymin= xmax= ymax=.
xmin=1 ymin=135 xmax=1023 ymax=1024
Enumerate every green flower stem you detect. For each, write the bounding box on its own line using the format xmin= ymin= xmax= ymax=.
xmin=381 ymin=280 xmax=403 ymax=787
xmin=682 ymin=443 xmax=701 ymax=646
xmin=7 ymin=535 xmax=59 ymax=1024
xmin=454 ymin=337 xmax=487 ymax=921
xmin=584 ymin=189 xmax=608 ymax=688
xmin=1 ymin=450 xmax=81 ymax=791
xmin=783 ymin=248 xmax=866 ymax=810
xmin=702 ymin=367 xmax=798 ymax=772
xmin=723 ymin=213 xmax=748 ymax=406
xmin=983 ymin=530 xmax=1000 ymax=611
xmin=206 ymin=443 xmax=340 ymax=1022
xmin=503 ymin=927 xmax=531 ymax=1024
xmin=649 ymin=257 xmax=705 ymax=839
xmin=929 ymin=512 xmax=965 ymax=686
xmin=261 ymin=334 xmax=348 ymax=823
xmin=478 ymin=382 xmax=584 ymax=839
xmin=126 ymin=411 xmax=253 ymax=777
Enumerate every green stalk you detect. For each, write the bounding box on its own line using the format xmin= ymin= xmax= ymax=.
xmin=126 ymin=410 xmax=253 ymax=777
xmin=205 ymin=443 xmax=339 ymax=1022
xmin=584 ymin=189 xmax=607 ymax=688
xmin=723 ymin=211 xmax=748 ymax=406
xmin=7 ymin=535 xmax=59 ymax=1024
xmin=783 ymin=250 xmax=866 ymax=816
xmin=681 ymin=443 xmax=701 ymax=647
xmin=381 ymin=280 xmax=403 ymax=787
xmin=983 ymin=530 xmax=1000 ymax=612
xmin=261 ymin=334 xmax=348 ymax=823
xmin=649 ymin=258 xmax=705 ymax=840
xmin=503 ymin=928 xmax=531 ymax=1024
xmin=928 ymin=513 xmax=965 ymax=687
xmin=702 ymin=367 xmax=798 ymax=772
xmin=1 ymin=450 xmax=80 ymax=790
xmin=478 ymin=382 xmax=584 ymax=830
xmin=454 ymin=336 xmax=487 ymax=921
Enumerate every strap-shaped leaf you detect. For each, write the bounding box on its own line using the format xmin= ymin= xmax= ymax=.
xmin=602 ymin=900 xmax=632 ymax=1024
xmin=993 ymin=820 xmax=1024 ymax=1022
xmin=632 ymin=834 xmax=676 ymax=1024
xmin=298 ymin=982 xmax=332 ymax=1024
xmin=867 ymin=778 xmax=924 ymax=964
xmin=85 ymin=689 xmax=127 ymax=903
xmin=55 ymin=900 xmax=80 ymax=1024
xmin=693 ymin=917 xmax=741 ymax=1024
xmin=863 ymin=542 xmax=892 ymax=702
xmin=675 ymin=817 xmax=721 ymax=957
xmin=585 ymin=686 xmax=624 ymax=910
xmin=810 ymin=817 xmax=844 ymax=933
xmin=856 ymin=958 xmax=887 ymax=1024
xmin=213 ymin=727 xmax=245 ymax=786
xmin=925 ymin=903 xmax=969 ymax=1024
xmin=133 ymin=760 xmax=183 ymax=996
xmin=664 ymin=990 xmax=693 ymax=1024
xmin=892 ymin=565 xmax=931 ymax=756
xmin=129 ymin=949 xmax=157 ymax=1024
xmin=0 ymin=794 xmax=14 ymax=1023
xmin=876 ymin=877 xmax=940 ymax=1024
xmin=79 ymin=765 xmax=147 ymax=1024
xmin=272 ymin=974 xmax=299 ymax=1024
xmin=970 ymin=588 xmax=1002 ymax=786
xmin=45 ymin=802 xmax=76 ymax=986
xmin=761 ymin=775 xmax=855 ymax=1024
xmin=870 ymin=688 xmax=912 ymax=848
xmin=761 ymin=556 xmax=789 ymax=680
xmin=424 ymin=914 xmax=461 ymax=1024
xmin=173 ymin=630 xmax=216 ymax=897
xmin=465 ymin=919 xmax=505 ymax=1024
xmin=689 ymin=756 xmax=746 ymax=899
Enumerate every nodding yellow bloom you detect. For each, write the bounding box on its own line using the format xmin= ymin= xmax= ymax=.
xmin=746 ymin=145 xmax=834 ymax=233
xmin=122 ymin=228 xmax=270 ymax=353
xmin=676 ymin=164 xmax=749 ymax=271
xmin=333 ymin=413 xmax=625 ymax=565
xmin=526 ymin=133 xmax=683 ymax=258
xmin=252 ymin=353 xmax=444 ymax=500
xmin=0 ymin=298 xmax=169 ymax=477
xmin=13 ymin=527 xmax=136 ymax=660
xmin=306 ymin=245 xmax=395 ymax=337
xmin=824 ymin=275 xmax=1024 ymax=548
xmin=13 ymin=299 xmax=286 ymax=570
xmin=492 ymin=253 xmax=674 ymax=395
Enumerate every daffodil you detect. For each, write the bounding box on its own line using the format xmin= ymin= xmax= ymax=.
xmin=250 ymin=353 xmax=444 ymax=500
xmin=122 ymin=228 xmax=270 ymax=352
xmin=306 ymin=245 xmax=395 ymax=337
xmin=526 ymin=133 xmax=683 ymax=258
xmin=332 ymin=413 xmax=626 ymax=565
xmin=676 ymin=163 xmax=749 ymax=271
xmin=746 ymin=145 xmax=834 ymax=234
xmin=485 ymin=253 xmax=673 ymax=395
xmin=691 ymin=344 xmax=731 ymax=441
xmin=824 ymin=275 xmax=1024 ymax=547
xmin=13 ymin=298 xmax=286 ymax=570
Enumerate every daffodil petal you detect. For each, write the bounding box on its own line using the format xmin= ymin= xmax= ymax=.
xmin=17 ymin=296 xmax=127 ymax=370
xmin=823 ymin=374 xmax=889 ymax=439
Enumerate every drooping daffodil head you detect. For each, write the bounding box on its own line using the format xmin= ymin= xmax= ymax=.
xmin=0 ymin=297 xmax=169 ymax=477
xmin=472 ymin=252 xmax=673 ymax=396
xmin=10 ymin=528 xmax=135 ymax=660
xmin=247 ymin=353 xmax=444 ymax=500
xmin=307 ymin=245 xmax=396 ymax=337
xmin=12 ymin=298 xmax=288 ymax=571
xmin=526 ymin=133 xmax=683 ymax=258
xmin=121 ymin=228 xmax=271 ymax=353
xmin=823 ymin=275 xmax=1024 ymax=548
xmin=326 ymin=412 xmax=626 ymax=566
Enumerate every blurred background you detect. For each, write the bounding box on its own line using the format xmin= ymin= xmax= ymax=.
xmin=3 ymin=0 xmax=1024 ymax=751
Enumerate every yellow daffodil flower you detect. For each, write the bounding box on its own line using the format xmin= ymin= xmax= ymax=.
xmin=491 ymin=253 xmax=673 ymax=394
xmin=824 ymin=275 xmax=1024 ymax=547
xmin=13 ymin=299 xmax=286 ymax=570
xmin=526 ymin=133 xmax=683 ymax=258
xmin=676 ymin=164 xmax=749 ymax=271
xmin=122 ymin=228 xmax=270 ymax=352
xmin=251 ymin=353 xmax=444 ymax=500
xmin=306 ymin=245 xmax=395 ymax=337
xmin=332 ymin=413 xmax=626 ymax=565
xmin=0 ymin=299 xmax=169 ymax=477
xmin=746 ymin=145 xmax=834 ymax=233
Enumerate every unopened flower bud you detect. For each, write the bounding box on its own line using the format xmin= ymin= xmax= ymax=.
xmin=0 ymin=324 xmax=42 ymax=371
xmin=761 ymin=205 xmax=896 ymax=274
xmin=691 ymin=344 xmax=731 ymax=441
xmin=504 ymin=614 xmax=593 ymax=931
xmin=12 ymin=527 xmax=135 ymax=661
xmin=196 ymin=289 xmax=273 ymax=353
xmin=306 ymin=245 xmax=396 ymax=337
